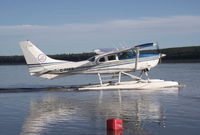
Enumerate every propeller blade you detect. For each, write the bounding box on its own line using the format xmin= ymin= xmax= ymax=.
xmin=155 ymin=42 xmax=162 ymax=63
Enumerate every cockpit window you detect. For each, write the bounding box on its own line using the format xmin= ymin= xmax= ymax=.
xmin=99 ymin=57 xmax=105 ymax=62
xmin=118 ymin=50 xmax=135 ymax=60
xmin=108 ymin=55 xmax=116 ymax=61
xmin=88 ymin=56 xmax=95 ymax=62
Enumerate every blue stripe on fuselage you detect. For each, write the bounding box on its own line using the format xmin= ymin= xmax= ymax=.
xmin=119 ymin=53 xmax=159 ymax=60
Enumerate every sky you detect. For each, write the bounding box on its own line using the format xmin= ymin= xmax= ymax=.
xmin=0 ymin=0 xmax=200 ymax=55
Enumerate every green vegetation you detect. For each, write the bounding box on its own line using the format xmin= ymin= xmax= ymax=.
xmin=0 ymin=53 xmax=95 ymax=65
xmin=0 ymin=55 xmax=25 ymax=64
xmin=161 ymin=46 xmax=200 ymax=62
xmin=141 ymin=45 xmax=200 ymax=63
xmin=0 ymin=46 xmax=200 ymax=65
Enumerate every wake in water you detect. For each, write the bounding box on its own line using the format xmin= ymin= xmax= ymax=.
xmin=0 ymin=86 xmax=73 ymax=93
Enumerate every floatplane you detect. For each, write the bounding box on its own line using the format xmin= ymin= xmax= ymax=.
xmin=19 ymin=41 xmax=180 ymax=90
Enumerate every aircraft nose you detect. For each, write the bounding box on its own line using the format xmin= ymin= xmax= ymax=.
xmin=160 ymin=54 xmax=166 ymax=57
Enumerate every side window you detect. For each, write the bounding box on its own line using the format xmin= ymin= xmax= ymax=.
xmin=108 ymin=55 xmax=116 ymax=61
xmin=99 ymin=57 xmax=105 ymax=62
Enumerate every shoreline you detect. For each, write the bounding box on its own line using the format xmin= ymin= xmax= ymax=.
xmin=0 ymin=60 xmax=200 ymax=66
xmin=0 ymin=45 xmax=200 ymax=64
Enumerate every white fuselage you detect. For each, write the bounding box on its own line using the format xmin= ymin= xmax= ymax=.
xmin=44 ymin=55 xmax=160 ymax=76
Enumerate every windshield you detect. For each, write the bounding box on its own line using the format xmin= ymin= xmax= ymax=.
xmin=88 ymin=56 xmax=95 ymax=62
xmin=117 ymin=50 xmax=136 ymax=60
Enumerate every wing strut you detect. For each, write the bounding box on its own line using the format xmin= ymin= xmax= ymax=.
xmin=134 ymin=47 xmax=139 ymax=71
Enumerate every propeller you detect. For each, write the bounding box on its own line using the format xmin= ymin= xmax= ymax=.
xmin=155 ymin=42 xmax=160 ymax=53
xmin=154 ymin=42 xmax=165 ymax=63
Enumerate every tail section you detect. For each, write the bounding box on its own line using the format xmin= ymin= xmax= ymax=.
xmin=19 ymin=41 xmax=64 ymax=65
xmin=19 ymin=41 xmax=66 ymax=79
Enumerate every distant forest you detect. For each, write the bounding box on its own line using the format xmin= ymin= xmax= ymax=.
xmin=160 ymin=46 xmax=200 ymax=63
xmin=0 ymin=46 xmax=200 ymax=65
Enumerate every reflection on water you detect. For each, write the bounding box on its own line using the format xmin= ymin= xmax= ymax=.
xmin=20 ymin=89 xmax=178 ymax=135
xmin=107 ymin=130 xmax=123 ymax=135
xmin=21 ymin=96 xmax=77 ymax=135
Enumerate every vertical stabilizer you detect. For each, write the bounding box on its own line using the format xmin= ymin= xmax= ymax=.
xmin=19 ymin=41 xmax=64 ymax=65
xmin=19 ymin=41 xmax=67 ymax=79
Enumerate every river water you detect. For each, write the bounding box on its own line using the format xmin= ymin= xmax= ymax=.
xmin=0 ymin=64 xmax=200 ymax=135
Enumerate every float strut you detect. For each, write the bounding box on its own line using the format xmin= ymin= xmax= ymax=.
xmin=118 ymin=72 xmax=122 ymax=83
xmin=98 ymin=73 xmax=103 ymax=86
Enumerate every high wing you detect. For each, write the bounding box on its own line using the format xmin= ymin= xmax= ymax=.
xmin=134 ymin=43 xmax=157 ymax=49
xmin=94 ymin=48 xmax=117 ymax=54
xmin=94 ymin=43 xmax=157 ymax=58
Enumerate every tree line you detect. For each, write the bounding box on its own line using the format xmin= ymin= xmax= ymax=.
xmin=0 ymin=53 xmax=95 ymax=65
xmin=0 ymin=46 xmax=200 ymax=64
